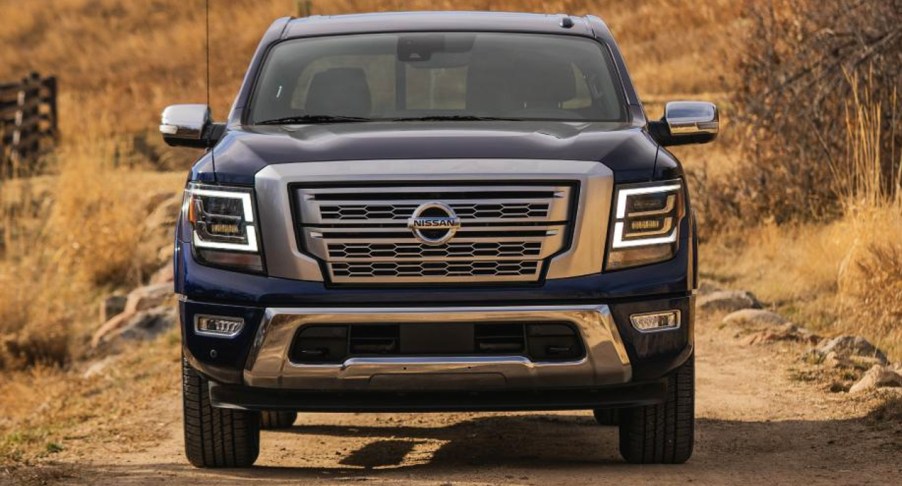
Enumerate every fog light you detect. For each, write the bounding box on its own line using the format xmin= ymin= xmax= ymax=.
xmin=195 ymin=315 xmax=244 ymax=337
xmin=630 ymin=310 xmax=680 ymax=333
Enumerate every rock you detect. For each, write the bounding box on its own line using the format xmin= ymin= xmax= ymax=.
xmin=723 ymin=309 xmax=788 ymax=327
xmin=150 ymin=263 xmax=173 ymax=284
xmin=99 ymin=294 xmax=127 ymax=323
xmin=848 ymin=365 xmax=902 ymax=394
xmin=116 ymin=307 xmax=178 ymax=342
xmin=91 ymin=283 xmax=174 ymax=347
xmin=697 ymin=280 xmax=722 ymax=296
xmin=824 ymin=351 xmax=853 ymax=369
xmin=92 ymin=311 xmax=134 ymax=348
xmin=125 ymin=283 xmax=173 ymax=313
xmin=82 ymin=356 xmax=118 ymax=379
xmin=847 ymin=355 xmax=889 ymax=370
xmin=816 ymin=336 xmax=888 ymax=364
xmin=698 ymin=290 xmax=762 ymax=313
xmin=742 ymin=323 xmax=820 ymax=346
xmin=157 ymin=244 xmax=174 ymax=264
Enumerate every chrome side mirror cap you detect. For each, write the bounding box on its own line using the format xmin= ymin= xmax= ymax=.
xmin=651 ymin=101 xmax=719 ymax=146
xmin=160 ymin=104 xmax=212 ymax=148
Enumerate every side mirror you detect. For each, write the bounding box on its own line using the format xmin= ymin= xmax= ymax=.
xmin=649 ymin=101 xmax=719 ymax=147
xmin=160 ymin=104 xmax=221 ymax=148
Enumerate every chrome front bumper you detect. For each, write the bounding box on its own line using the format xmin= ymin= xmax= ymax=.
xmin=244 ymin=305 xmax=632 ymax=390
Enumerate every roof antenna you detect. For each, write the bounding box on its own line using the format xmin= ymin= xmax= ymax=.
xmin=205 ymin=0 xmax=216 ymax=180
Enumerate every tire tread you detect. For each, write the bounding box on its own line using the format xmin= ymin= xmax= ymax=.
xmin=182 ymin=357 xmax=260 ymax=468
xmin=619 ymin=355 xmax=695 ymax=464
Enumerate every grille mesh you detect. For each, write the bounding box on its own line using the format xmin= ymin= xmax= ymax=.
xmin=328 ymin=242 xmax=542 ymax=259
xmin=331 ymin=260 xmax=541 ymax=278
xmin=319 ymin=202 xmax=550 ymax=221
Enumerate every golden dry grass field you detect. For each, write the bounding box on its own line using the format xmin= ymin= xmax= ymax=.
xmin=0 ymin=0 xmax=899 ymax=478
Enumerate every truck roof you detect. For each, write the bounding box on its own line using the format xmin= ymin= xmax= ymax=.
xmin=281 ymin=11 xmax=611 ymax=40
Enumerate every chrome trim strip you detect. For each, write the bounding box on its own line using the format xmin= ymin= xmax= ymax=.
xmin=244 ymin=304 xmax=632 ymax=390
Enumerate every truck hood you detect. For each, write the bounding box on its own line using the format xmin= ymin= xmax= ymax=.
xmin=192 ymin=121 xmax=663 ymax=185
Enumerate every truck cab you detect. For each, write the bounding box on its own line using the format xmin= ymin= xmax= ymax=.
xmin=161 ymin=11 xmax=718 ymax=468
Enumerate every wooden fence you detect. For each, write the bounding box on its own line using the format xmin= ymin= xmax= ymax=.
xmin=0 ymin=72 xmax=58 ymax=179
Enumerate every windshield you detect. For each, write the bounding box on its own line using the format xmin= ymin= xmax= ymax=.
xmin=249 ymin=32 xmax=627 ymax=124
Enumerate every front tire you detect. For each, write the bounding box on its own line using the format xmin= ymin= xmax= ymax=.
xmin=618 ymin=354 xmax=695 ymax=464
xmin=261 ymin=411 xmax=297 ymax=430
xmin=182 ymin=357 xmax=261 ymax=468
xmin=593 ymin=408 xmax=620 ymax=426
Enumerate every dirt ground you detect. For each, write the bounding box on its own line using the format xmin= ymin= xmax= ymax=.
xmin=11 ymin=312 xmax=902 ymax=486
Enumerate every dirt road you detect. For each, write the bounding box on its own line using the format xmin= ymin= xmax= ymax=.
xmin=41 ymin=313 xmax=901 ymax=485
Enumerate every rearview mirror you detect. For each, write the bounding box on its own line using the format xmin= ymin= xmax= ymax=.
xmin=649 ymin=101 xmax=719 ymax=146
xmin=160 ymin=104 xmax=217 ymax=148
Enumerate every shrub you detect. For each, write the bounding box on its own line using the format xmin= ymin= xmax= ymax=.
xmin=699 ymin=0 xmax=902 ymax=228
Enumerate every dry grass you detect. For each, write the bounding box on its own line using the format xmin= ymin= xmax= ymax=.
xmin=701 ymin=47 xmax=902 ymax=361
xmin=702 ymin=204 xmax=902 ymax=360
xmin=0 ymin=329 xmax=181 ymax=466
xmin=700 ymin=0 xmax=902 ymax=228
xmin=0 ymin=157 xmax=184 ymax=369
xmin=835 ymin=72 xmax=902 ymax=211
xmin=696 ymin=1 xmax=901 ymax=361
xmin=0 ymin=0 xmax=287 ymax=138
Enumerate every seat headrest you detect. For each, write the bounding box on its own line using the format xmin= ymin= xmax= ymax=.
xmin=306 ymin=67 xmax=372 ymax=118
xmin=515 ymin=57 xmax=577 ymax=106
xmin=467 ymin=54 xmax=576 ymax=113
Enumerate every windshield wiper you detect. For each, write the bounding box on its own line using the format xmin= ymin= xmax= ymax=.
xmin=392 ymin=115 xmax=519 ymax=122
xmin=256 ymin=115 xmax=373 ymax=125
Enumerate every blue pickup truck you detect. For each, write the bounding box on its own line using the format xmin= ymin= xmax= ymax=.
xmin=160 ymin=11 xmax=718 ymax=468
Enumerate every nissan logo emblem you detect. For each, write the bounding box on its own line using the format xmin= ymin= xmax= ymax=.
xmin=407 ymin=202 xmax=461 ymax=246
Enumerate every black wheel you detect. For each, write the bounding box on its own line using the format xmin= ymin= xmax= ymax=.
xmin=618 ymin=354 xmax=695 ymax=464
xmin=593 ymin=408 xmax=620 ymax=426
xmin=261 ymin=411 xmax=297 ymax=430
xmin=182 ymin=357 xmax=260 ymax=468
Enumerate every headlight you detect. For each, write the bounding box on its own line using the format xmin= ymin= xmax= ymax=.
xmin=606 ymin=180 xmax=683 ymax=270
xmin=185 ymin=183 xmax=264 ymax=273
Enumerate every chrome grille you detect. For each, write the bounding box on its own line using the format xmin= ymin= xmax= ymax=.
xmin=294 ymin=184 xmax=575 ymax=284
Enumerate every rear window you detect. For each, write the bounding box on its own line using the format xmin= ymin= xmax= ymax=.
xmin=249 ymin=32 xmax=627 ymax=123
